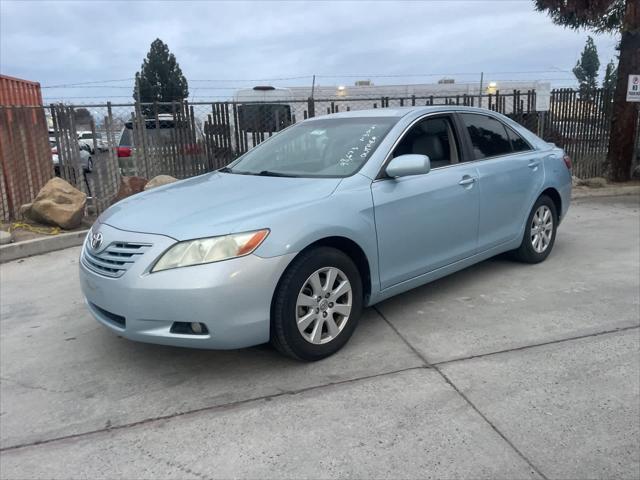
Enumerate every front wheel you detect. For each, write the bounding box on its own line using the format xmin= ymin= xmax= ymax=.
xmin=511 ymin=195 xmax=558 ymax=263
xmin=271 ymin=247 xmax=363 ymax=361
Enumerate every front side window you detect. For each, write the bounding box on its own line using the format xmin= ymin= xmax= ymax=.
xmin=226 ymin=117 xmax=397 ymax=178
xmin=461 ymin=114 xmax=513 ymax=159
xmin=392 ymin=116 xmax=459 ymax=169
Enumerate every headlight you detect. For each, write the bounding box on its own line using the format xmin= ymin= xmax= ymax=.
xmin=151 ymin=229 xmax=269 ymax=272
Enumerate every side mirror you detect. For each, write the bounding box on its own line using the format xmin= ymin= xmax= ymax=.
xmin=385 ymin=154 xmax=431 ymax=178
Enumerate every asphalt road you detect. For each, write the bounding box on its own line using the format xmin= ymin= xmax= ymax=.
xmin=1 ymin=195 xmax=639 ymax=479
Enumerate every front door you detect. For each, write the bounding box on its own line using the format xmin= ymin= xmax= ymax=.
xmin=371 ymin=115 xmax=480 ymax=290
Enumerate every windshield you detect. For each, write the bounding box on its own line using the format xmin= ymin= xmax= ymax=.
xmin=226 ymin=117 xmax=397 ymax=178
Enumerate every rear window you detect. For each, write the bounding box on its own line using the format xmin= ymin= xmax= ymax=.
xmin=119 ymin=119 xmax=178 ymax=146
xmin=237 ymin=104 xmax=292 ymax=132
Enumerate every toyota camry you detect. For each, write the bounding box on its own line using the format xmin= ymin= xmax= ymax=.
xmin=80 ymin=106 xmax=572 ymax=361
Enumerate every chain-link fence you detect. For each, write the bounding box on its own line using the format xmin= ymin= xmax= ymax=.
xmin=0 ymin=88 xmax=627 ymax=222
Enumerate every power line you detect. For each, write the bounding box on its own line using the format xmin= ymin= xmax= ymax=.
xmin=40 ymin=70 xmax=576 ymax=89
xmin=190 ymin=75 xmax=312 ymax=82
xmin=313 ymin=70 xmax=574 ymax=78
xmin=41 ymin=78 xmax=134 ymax=88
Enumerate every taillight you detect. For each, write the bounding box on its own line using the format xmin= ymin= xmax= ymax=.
xmin=563 ymin=154 xmax=572 ymax=171
xmin=184 ymin=144 xmax=201 ymax=155
xmin=117 ymin=146 xmax=132 ymax=158
xmin=51 ymin=147 xmax=57 ymax=154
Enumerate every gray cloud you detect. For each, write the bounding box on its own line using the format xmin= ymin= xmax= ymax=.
xmin=0 ymin=0 xmax=619 ymax=103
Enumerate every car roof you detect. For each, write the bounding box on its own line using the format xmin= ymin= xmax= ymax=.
xmin=308 ymin=105 xmax=503 ymax=120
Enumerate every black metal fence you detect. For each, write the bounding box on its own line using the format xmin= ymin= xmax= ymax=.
xmin=0 ymin=88 xmax=627 ymax=221
xmin=541 ymin=88 xmax=615 ymax=178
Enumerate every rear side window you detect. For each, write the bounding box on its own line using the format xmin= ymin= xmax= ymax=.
xmin=460 ymin=114 xmax=512 ymax=159
xmin=119 ymin=128 xmax=132 ymax=146
xmin=506 ymin=127 xmax=531 ymax=153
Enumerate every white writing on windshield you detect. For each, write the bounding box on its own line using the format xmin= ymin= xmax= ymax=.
xmin=339 ymin=125 xmax=378 ymax=167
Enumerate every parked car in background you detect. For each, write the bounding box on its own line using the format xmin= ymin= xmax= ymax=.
xmin=116 ymin=113 xmax=202 ymax=174
xmin=234 ymin=86 xmax=294 ymax=134
xmin=77 ymin=131 xmax=107 ymax=153
xmin=51 ymin=141 xmax=93 ymax=173
xmin=80 ymin=106 xmax=572 ymax=361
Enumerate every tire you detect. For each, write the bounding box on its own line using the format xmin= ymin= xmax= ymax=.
xmin=85 ymin=157 xmax=93 ymax=173
xmin=271 ymin=247 xmax=363 ymax=361
xmin=511 ymin=195 xmax=558 ymax=263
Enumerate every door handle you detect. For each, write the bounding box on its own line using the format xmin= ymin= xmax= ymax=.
xmin=528 ymin=161 xmax=540 ymax=169
xmin=458 ymin=176 xmax=477 ymax=186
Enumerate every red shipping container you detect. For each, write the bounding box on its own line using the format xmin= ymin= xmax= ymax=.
xmin=0 ymin=74 xmax=52 ymax=221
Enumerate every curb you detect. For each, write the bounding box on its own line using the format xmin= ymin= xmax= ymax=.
xmin=0 ymin=230 xmax=88 ymax=264
xmin=572 ymin=185 xmax=640 ymax=199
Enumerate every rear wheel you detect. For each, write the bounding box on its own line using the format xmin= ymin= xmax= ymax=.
xmin=511 ymin=195 xmax=558 ymax=263
xmin=271 ymin=247 xmax=362 ymax=361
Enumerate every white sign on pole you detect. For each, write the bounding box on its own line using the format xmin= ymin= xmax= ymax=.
xmin=627 ymin=74 xmax=640 ymax=102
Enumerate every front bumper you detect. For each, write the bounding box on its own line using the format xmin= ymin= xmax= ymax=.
xmin=79 ymin=224 xmax=295 ymax=349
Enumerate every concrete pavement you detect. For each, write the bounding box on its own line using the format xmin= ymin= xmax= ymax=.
xmin=1 ymin=195 xmax=638 ymax=479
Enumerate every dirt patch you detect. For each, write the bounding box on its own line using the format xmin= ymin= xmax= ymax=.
xmin=1 ymin=216 xmax=95 ymax=244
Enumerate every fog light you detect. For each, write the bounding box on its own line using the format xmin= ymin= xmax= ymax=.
xmin=170 ymin=321 xmax=209 ymax=335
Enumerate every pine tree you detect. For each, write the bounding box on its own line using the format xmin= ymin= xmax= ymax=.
xmin=572 ymin=36 xmax=600 ymax=100
xmin=133 ymin=39 xmax=189 ymax=113
xmin=534 ymin=0 xmax=639 ymax=181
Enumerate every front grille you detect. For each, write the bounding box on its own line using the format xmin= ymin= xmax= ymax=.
xmin=82 ymin=241 xmax=151 ymax=278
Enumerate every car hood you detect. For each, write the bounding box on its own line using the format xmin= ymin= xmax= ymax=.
xmin=99 ymin=172 xmax=342 ymax=240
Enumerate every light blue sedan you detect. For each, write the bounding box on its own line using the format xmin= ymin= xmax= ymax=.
xmin=79 ymin=106 xmax=572 ymax=361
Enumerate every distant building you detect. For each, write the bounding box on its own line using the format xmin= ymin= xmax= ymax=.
xmin=294 ymin=80 xmax=551 ymax=111
xmin=233 ymin=80 xmax=552 ymax=112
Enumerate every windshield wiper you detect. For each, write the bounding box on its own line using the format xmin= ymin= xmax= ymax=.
xmin=256 ymin=170 xmax=297 ymax=177
xmin=220 ymin=168 xmax=297 ymax=177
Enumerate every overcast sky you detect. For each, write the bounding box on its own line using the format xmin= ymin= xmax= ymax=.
xmin=1 ymin=0 xmax=619 ymax=103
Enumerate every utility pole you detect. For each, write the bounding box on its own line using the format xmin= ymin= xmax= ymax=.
xmin=307 ymin=75 xmax=316 ymax=118
xmin=478 ymin=72 xmax=484 ymax=108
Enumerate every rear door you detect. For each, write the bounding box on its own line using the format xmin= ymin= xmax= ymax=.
xmin=458 ymin=113 xmax=544 ymax=250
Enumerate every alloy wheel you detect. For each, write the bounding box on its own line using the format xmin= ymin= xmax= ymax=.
xmin=530 ymin=205 xmax=553 ymax=253
xmin=296 ymin=267 xmax=352 ymax=345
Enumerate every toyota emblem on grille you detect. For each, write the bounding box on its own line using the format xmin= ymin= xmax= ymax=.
xmin=90 ymin=231 xmax=103 ymax=250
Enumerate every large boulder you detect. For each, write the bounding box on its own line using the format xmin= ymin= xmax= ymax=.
xmin=577 ymin=177 xmax=608 ymax=188
xmin=112 ymin=176 xmax=148 ymax=204
xmin=0 ymin=230 xmax=10 ymax=245
xmin=571 ymin=175 xmax=580 ymax=187
xmin=144 ymin=175 xmax=178 ymax=191
xmin=23 ymin=177 xmax=86 ymax=229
